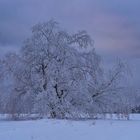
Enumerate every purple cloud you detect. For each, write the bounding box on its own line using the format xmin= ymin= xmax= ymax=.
xmin=0 ymin=0 xmax=140 ymax=87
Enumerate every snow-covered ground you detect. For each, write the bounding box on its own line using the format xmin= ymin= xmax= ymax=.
xmin=0 ymin=114 xmax=140 ymax=140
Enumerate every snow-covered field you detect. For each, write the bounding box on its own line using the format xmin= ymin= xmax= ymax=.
xmin=0 ymin=114 xmax=140 ymax=140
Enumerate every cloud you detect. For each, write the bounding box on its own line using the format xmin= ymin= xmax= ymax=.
xmin=0 ymin=0 xmax=140 ymax=87
xmin=0 ymin=0 xmax=140 ymax=58
xmin=91 ymin=13 xmax=140 ymax=56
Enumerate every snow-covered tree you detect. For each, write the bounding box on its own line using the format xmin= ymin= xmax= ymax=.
xmin=0 ymin=20 xmax=138 ymax=119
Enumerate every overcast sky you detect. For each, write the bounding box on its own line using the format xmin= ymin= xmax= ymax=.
xmin=0 ymin=0 xmax=140 ymax=88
